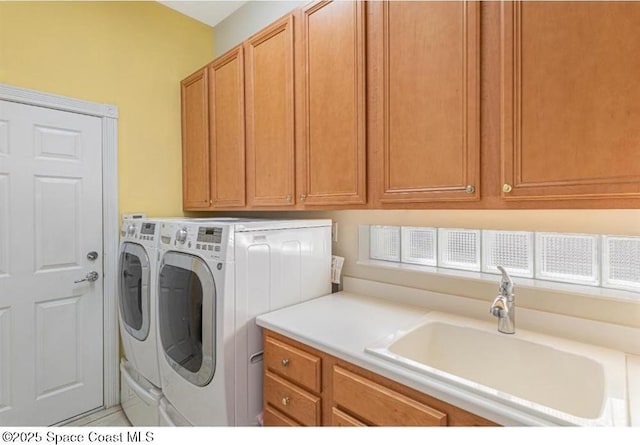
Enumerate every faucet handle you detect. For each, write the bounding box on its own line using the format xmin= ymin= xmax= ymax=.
xmin=496 ymin=266 xmax=513 ymax=295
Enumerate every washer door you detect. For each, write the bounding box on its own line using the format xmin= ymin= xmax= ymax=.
xmin=158 ymin=251 xmax=215 ymax=387
xmin=118 ymin=242 xmax=151 ymax=341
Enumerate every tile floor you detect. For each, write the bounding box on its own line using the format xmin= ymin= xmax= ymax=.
xmin=63 ymin=406 xmax=131 ymax=427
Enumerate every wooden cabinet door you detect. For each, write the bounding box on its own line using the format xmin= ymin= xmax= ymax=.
xmin=181 ymin=68 xmax=211 ymax=210
xmin=245 ymin=15 xmax=296 ymax=208
xmin=371 ymin=1 xmax=480 ymax=204
xmin=501 ymin=1 xmax=640 ymax=201
xmin=263 ymin=406 xmax=301 ymax=426
xmin=209 ymin=45 xmax=246 ymax=208
xmin=264 ymin=372 xmax=321 ymax=426
xmin=331 ymin=408 xmax=366 ymax=427
xmin=332 ymin=366 xmax=448 ymax=426
xmin=296 ymin=0 xmax=367 ymax=206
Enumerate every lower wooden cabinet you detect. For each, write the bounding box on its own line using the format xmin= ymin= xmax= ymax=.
xmin=264 ymin=336 xmax=321 ymax=393
xmin=331 ymin=407 xmax=366 ymax=427
xmin=332 ymin=365 xmax=447 ymax=426
xmin=263 ymin=406 xmax=301 ymax=426
xmin=262 ymin=330 xmax=497 ymax=427
xmin=264 ymin=371 xmax=321 ymax=426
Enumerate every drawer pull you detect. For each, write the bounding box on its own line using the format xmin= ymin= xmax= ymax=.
xmin=281 ymin=397 xmax=290 ymax=406
xmin=281 ymin=358 xmax=290 ymax=367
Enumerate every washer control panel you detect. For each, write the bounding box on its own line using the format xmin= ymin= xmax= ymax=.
xmin=166 ymin=224 xmax=228 ymax=260
xmin=120 ymin=220 xmax=157 ymax=246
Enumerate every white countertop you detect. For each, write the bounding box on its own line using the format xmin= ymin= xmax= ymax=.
xmin=256 ymin=286 xmax=640 ymax=427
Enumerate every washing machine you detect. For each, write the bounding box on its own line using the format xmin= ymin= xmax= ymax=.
xmin=119 ymin=216 xmax=250 ymax=425
xmin=118 ymin=218 xmax=167 ymax=425
xmin=156 ymin=219 xmax=331 ymax=426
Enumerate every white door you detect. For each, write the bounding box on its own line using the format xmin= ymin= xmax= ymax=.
xmin=0 ymin=100 xmax=103 ymax=426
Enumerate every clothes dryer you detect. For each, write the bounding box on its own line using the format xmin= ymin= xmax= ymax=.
xmin=118 ymin=218 xmax=163 ymax=387
xmin=156 ymin=219 xmax=331 ymax=426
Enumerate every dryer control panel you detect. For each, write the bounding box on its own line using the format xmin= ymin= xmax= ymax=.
xmin=165 ymin=223 xmax=230 ymax=261
xmin=197 ymin=226 xmax=223 ymax=244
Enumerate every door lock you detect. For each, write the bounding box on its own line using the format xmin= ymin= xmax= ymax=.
xmin=87 ymin=251 xmax=98 ymax=261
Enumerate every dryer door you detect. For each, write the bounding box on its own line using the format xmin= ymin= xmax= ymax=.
xmin=157 ymin=251 xmax=215 ymax=387
xmin=118 ymin=242 xmax=151 ymax=341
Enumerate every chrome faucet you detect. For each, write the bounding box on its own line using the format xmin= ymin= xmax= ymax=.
xmin=490 ymin=266 xmax=515 ymax=334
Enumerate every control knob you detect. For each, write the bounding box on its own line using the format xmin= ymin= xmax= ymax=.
xmin=176 ymin=228 xmax=188 ymax=244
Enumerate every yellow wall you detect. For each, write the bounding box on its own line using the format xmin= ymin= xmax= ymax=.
xmin=0 ymin=1 xmax=214 ymax=218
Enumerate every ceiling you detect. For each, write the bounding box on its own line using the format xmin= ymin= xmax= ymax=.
xmin=158 ymin=1 xmax=247 ymax=27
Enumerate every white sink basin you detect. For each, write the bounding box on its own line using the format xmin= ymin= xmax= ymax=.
xmin=365 ymin=312 xmax=628 ymax=426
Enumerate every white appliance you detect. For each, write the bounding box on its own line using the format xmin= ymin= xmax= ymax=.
xmin=118 ymin=217 xmax=253 ymax=426
xmin=156 ymin=219 xmax=331 ymax=426
xmin=118 ymin=218 xmax=165 ymax=425
xmin=120 ymin=359 xmax=162 ymax=426
xmin=159 ymin=398 xmax=191 ymax=426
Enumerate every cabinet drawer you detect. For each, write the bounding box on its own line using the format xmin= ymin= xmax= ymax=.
xmin=332 ymin=407 xmax=366 ymax=426
xmin=263 ymin=406 xmax=301 ymax=427
xmin=333 ymin=366 xmax=447 ymax=426
xmin=264 ymin=371 xmax=321 ymax=426
xmin=265 ymin=336 xmax=321 ymax=392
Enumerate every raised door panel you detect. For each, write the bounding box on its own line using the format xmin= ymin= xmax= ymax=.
xmin=263 ymin=371 xmax=321 ymax=426
xmin=181 ymin=68 xmax=211 ymax=209
xmin=34 ymin=177 xmax=82 ymax=272
xmin=245 ymin=15 xmax=296 ymax=208
xmin=0 ymin=174 xmax=7 ymax=277
xmin=332 ymin=366 xmax=448 ymax=426
xmin=297 ymin=0 xmax=366 ymax=206
xmin=501 ymin=1 xmax=640 ymax=201
xmin=372 ymin=1 xmax=480 ymax=204
xmin=0 ymin=308 xmax=10 ymax=413
xmin=209 ymin=46 xmax=246 ymax=208
xmin=332 ymin=407 xmax=367 ymax=426
xmin=35 ymin=297 xmax=83 ymax=399
xmin=263 ymin=406 xmax=301 ymax=426
xmin=264 ymin=336 xmax=321 ymax=393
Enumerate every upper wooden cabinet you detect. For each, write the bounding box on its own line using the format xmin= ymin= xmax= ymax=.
xmin=181 ymin=46 xmax=246 ymax=211
xmin=181 ymin=68 xmax=211 ymax=209
xmin=208 ymin=46 xmax=246 ymax=208
xmin=500 ymin=1 xmax=640 ymax=201
xmin=245 ymin=15 xmax=296 ymax=208
xmin=296 ymin=0 xmax=367 ymax=206
xmin=182 ymin=1 xmax=640 ymax=210
xmin=371 ymin=1 xmax=481 ymax=204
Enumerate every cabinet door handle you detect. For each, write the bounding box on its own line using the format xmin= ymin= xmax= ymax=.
xmin=281 ymin=396 xmax=290 ymax=406
xmin=503 ymin=183 xmax=513 ymax=193
xmin=465 ymin=185 xmax=475 ymax=194
xmin=281 ymin=358 xmax=289 ymax=367
xmin=300 ymin=194 xmax=307 ymax=202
